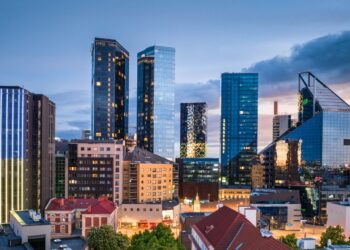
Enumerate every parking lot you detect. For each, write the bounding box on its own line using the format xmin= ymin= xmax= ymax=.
xmin=51 ymin=237 xmax=86 ymax=250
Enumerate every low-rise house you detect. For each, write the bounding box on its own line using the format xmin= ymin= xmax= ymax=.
xmin=45 ymin=196 xmax=117 ymax=238
xmin=189 ymin=206 xmax=290 ymax=250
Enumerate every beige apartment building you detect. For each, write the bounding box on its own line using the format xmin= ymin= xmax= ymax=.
xmin=123 ymin=147 xmax=175 ymax=203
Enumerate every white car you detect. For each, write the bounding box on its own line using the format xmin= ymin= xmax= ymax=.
xmin=53 ymin=239 xmax=62 ymax=243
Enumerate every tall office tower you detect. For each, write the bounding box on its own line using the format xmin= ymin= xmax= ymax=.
xmin=272 ymin=101 xmax=292 ymax=141
xmin=91 ymin=38 xmax=129 ymax=140
xmin=220 ymin=73 xmax=258 ymax=185
xmin=137 ymin=46 xmax=175 ymax=160
xmin=122 ymin=147 xmax=175 ymax=203
xmin=66 ymin=140 xmax=124 ymax=205
xmin=180 ymin=103 xmax=207 ymax=158
xmin=0 ymin=86 xmax=55 ymax=223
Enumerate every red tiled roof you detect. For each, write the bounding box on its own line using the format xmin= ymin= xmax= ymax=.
xmin=45 ymin=197 xmax=115 ymax=214
xmin=192 ymin=206 xmax=290 ymax=250
xmin=82 ymin=200 xmax=116 ymax=215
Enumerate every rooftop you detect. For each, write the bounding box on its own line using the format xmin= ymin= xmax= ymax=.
xmin=192 ymin=206 xmax=290 ymax=250
xmin=45 ymin=197 xmax=116 ymax=213
xmin=124 ymin=147 xmax=173 ymax=164
xmin=10 ymin=210 xmax=49 ymax=226
xmin=250 ymin=189 xmax=300 ymax=204
xmin=0 ymin=224 xmax=26 ymax=249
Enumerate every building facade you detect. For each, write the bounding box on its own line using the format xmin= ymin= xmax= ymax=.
xmin=273 ymin=115 xmax=292 ymax=141
xmin=180 ymin=103 xmax=207 ymax=158
xmin=91 ymin=37 xmax=129 ymax=140
xmin=327 ymin=201 xmax=350 ymax=238
xmin=0 ymin=86 xmax=55 ymax=223
xmin=220 ymin=73 xmax=258 ymax=185
xmin=137 ymin=46 xmax=175 ymax=160
xmin=122 ymin=147 xmax=175 ymax=203
xmin=66 ymin=140 xmax=124 ymax=204
xmin=176 ymin=158 xmax=219 ymax=201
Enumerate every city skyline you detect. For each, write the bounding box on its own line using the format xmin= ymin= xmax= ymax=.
xmin=1 ymin=1 xmax=350 ymax=158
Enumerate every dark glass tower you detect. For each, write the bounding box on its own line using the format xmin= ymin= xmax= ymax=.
xmin=137 ymin=46 xmax=175 ymax=160
xmin=220 ymin=73 xmax=258 ymax=185
xmin=180 ymin=102 xmax=207 ymax=158
xmin=0 ymin=86 xmax=55 ymax=223
xmin=91 ymin=37 xmax=129 ymax=140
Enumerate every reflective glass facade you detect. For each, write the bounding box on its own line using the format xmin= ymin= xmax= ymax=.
xmin=91 ymin=38 xmax=129 ymax=140
xmin=0 ymin=87 xmax=26 ymax=223
xmin=283 ymin=112 xmax=350 ymax=168
xmin=180 ymin=103 xmax=207 ymax=158
xmin=220 ymin=73 xmax=258 ymax=185
xmin=176 ymin=158 xmax=219 ymax=183
xmin=137 ymin=46 xmax=175 ymax=160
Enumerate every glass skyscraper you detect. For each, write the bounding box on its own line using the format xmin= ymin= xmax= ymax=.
xmin=0 ymin=86 xmax=55 ymax=223
xmin=91 ymin=38 xmax=129 ymax=140
xmin=220 ymin=73 xmax=258 ymax=185
xmin=137 ymin=46 xmax=175 ymax=160
xmin=180 ymin=102 xmax=207 ymax=158
xmin=283 ymin=72 xmax=350 ymax=168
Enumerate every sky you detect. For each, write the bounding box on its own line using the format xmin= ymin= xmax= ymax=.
xmin=1 ymin=0 xmax=350 ymax=157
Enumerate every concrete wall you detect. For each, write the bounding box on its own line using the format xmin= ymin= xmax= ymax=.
xmin=327 ymin=202 xmax=350 ymax=237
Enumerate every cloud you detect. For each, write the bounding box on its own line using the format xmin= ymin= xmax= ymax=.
xmin=243 ymin=30 xmax=350 ymax=96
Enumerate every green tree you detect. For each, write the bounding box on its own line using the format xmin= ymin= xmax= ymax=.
xmin=87 ymin=225 xmax=129 ymax=250
xmin=130 ymin=223 xmax=184 ymax=250
xmin=320 ymin=225 xmax=349 ymax=247
xmin=279 ymin=233 xmax=298 ymax=250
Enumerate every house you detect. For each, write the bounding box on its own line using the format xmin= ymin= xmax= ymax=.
xmin=189 ymin=206 xmax=290 ymax=250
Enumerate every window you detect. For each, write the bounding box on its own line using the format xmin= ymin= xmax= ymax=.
xmin=344 ymin=139 xmax=350 ymax=145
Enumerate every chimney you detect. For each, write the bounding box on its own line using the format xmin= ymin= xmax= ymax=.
xmin=68 ymin=196 xmax=74 ymax=202
xmin=60 ymin=198 xmax=64 ymax=207
xmin=274 ymin=101 xmax=278 ymax=115
xmin=87 ymin=205 xmax=92 ymax=213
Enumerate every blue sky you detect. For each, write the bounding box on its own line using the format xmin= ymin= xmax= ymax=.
xmin=1 ymin=0 xmax=350 ymax=157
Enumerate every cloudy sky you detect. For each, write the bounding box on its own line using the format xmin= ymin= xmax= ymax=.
xmin=1 ymin=0 xmax=350 ymax=157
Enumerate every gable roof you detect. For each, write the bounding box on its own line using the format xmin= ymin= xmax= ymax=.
xmin=192 ymin=206 xmax=290 ymax=250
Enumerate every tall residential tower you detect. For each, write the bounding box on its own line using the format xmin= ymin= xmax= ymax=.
xmin=91 ymin=38 xmax=129 ymax=140
xmin=180 ymin=102 xmax=207 ymax=158
xmin=220 ymin=73 xmax=258 ymax=185
xmin=137 ymin=46 xmax=175 ymax=160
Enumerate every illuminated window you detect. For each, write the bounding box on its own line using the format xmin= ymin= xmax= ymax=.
xmin=96 ymin=132 xmax=101 ymax=137
xmin=96 ymin=81 xmax=101 ymax=86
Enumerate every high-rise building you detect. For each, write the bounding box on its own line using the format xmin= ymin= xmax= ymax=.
xmin=122 ymin=147 xmax=176 ymax=203
xmin=272 ymin=101 xmax=292 ymax=141
xmin=137 ymin=46 xmax=175 ymax=160
xmin=0 ymin=86 xmax=55 ymax=223
xmin=220 ymin=73 xmax=258 ymax=185
xmin=180 ymin=103 xmax=207 ymax=158
xmin=66 ymin=140 xmax=124 ymax=204
xmin=91 ymin=38 xmax=129 ymax=140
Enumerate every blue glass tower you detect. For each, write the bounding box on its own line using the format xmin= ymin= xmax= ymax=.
xmin=137 ymin=46 xmax=175 ymax=160
xmin=220 ymin=73 xmax=258 ymax=185
xmin=91 ymin=38 xmax=129 ymax=140
xmin=282 ymin=72 xmax=350 ymax=168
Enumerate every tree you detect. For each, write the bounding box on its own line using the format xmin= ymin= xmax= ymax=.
xmin=279 ymin=233 xmax=298 ymax=250
xmin=320 ymin=225 xmax=349 ymax=247
xmin=87 ymin=225 xmax=129 ymax=250
xmin=130 ymin=223 xmax=184 ymax=250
